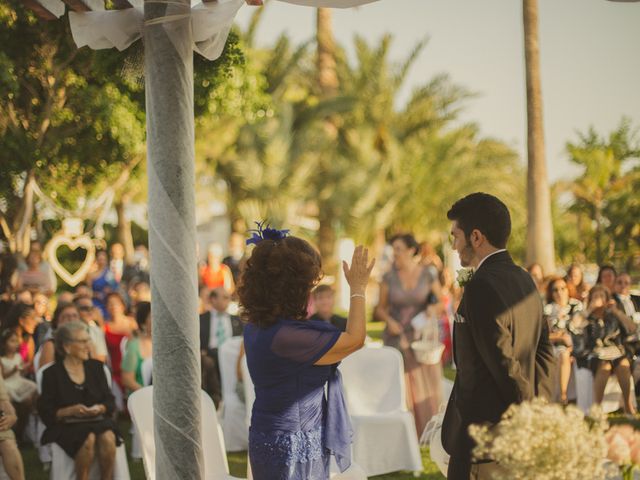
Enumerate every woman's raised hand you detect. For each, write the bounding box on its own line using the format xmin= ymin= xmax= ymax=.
xmin=342 ymin=246 xmax=375 ymax=295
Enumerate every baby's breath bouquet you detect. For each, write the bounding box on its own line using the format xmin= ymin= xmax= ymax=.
xmin=468 ymin=398 xmax=608 ymax=480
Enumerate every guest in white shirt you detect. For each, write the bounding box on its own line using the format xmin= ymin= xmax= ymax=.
xmin=614 ymin=273 xmax=640 ymax=322
xmin=199 ymin=287 xmax=243 ymax=407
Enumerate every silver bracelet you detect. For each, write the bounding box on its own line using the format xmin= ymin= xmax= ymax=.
xmin=350 ymin=293 xmax=365 ymax=299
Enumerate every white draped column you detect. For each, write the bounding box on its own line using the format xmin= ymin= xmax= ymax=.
xmin=144 ymin=0 xmax=203 ymax=478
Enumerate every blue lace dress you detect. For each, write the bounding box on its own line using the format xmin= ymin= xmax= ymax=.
xmin=244 ymin=318 xmax=352 ymax=480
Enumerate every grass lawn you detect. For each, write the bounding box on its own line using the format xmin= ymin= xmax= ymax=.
xmin=23 ymin=321 xmax=448 ymax=479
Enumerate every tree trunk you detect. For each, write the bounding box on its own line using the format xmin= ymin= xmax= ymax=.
xmin=318 ymin=210 xmax=336 ymax=277
xmin=115 ymin=197 xmax=135 ymax=264
xmin=523 ymin=0 xmax=555 ymax=274
xmin=317 ymin=8 xmax=338 ymax=97
xmin=144 ymin=0 xmax=203 ymax=477
xmin=316 ymin=8 xmax=338 ymax=275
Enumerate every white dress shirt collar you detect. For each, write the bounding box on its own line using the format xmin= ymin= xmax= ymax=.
xmin=476 ymin=249 xmax=507 ymax=271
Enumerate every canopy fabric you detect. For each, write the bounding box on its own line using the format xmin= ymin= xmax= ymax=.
xmin=67 ymin=0 xmax=379 ymax=60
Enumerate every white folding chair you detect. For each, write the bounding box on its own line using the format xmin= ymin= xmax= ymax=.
xmin=37 ymin=363 xmax=130 ymax=480
xmin=131 ymin=357 xmax=153 ymax=460
xmin=575 ymin=365 xmax=637 ymax=413
xmin=128 ymin=386 xmax=245 ymax=480
xmin=218 ymin=337 xmax=248 ymax=452
xmin=339 ymin=346 xmax=423 ymax=477
xmin=36 ymin=362 xmax=55 ymax=465
xmin=141 ymin=358 xmax=153 ymax=387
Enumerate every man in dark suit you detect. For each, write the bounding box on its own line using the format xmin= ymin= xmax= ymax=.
xmin=441 ymin=193 xmax=555 ymax=480
xmin=309 ymin=285 xmax=347 ymax=332
xmin=200 ymin=287 xmax=243 ymax=407
xmin=614 ymin=273 xmax=640 ymax=320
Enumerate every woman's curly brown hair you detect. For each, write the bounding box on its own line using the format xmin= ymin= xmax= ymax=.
xmin=237 ymin=236 xmax=322 ymax=328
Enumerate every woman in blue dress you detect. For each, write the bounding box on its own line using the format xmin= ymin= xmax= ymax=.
xmin=238 ymin=231 xmax=374 ymax=480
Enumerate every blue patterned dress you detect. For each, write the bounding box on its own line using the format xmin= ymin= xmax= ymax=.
xmin=244 ymin=318 xmax=351 ymax=480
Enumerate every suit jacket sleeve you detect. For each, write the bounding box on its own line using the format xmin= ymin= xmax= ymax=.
xmin=465 ymin=278 xmax=529 ymax=405
xmin=534 ymin=313 xmax=555 ymax=399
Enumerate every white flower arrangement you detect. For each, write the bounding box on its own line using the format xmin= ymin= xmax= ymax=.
xmin=468 ymin=398 xmax=609 ymax=480
xmin=456 ymin=267 xmax=474 ymax=287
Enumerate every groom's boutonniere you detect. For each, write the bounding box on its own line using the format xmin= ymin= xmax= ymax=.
xmin=456 ymin=268 xmax=474 ymax=287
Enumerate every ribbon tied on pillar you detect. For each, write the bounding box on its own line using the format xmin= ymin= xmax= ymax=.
xmin=67 ymin=0 xmax=379 ymax=61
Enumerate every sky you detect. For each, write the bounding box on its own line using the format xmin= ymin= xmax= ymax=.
xmin=235 ymin=0 xmax=640 ymax=181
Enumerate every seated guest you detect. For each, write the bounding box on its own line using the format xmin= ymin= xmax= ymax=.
xmin=0 ymin=329 xmax=37 ymax=406
xmin=73 ymin=283 xmax=94 ymax=303
xmin=200 ymin=287 xmax=243 ymax=407
xmin=38 ymin=322 xmax=121 ymax=480
xmin=103 ymin=293 xmax=137 ymax=393
xmin=121 ymin=302 xmax=152 ymax=393
xmin=1 ymin=303 xmax=37 ymax=373
xmin=0 ymin=329 xmax=38 ymax=445
xmin=32 ymin=292 xmax=51 ymax=350
xmin=0 ymin=374 xmax=25 ymax=480
xmin=543 ymin=277 xmax=583 ymax=404
xmin=580 ymin=285 xmax=637 ymax=414
xmin=38 ymin=303 xmax=97 ymax=370
xmin=74 ymin=297 xmax=108 ymax=363
xmin=565 ymin=263 xmax=590 ymax=302
xmin=614 ymin=273 xmax=639 ymax=322
xmin=309 ymin=285 xmax=347 ymax=332
xmin=596 ymin=264 xmax=617 ymax=293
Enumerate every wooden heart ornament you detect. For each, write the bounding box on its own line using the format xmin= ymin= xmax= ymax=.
xmin=46 ymin=234 xmax=96 ymax=287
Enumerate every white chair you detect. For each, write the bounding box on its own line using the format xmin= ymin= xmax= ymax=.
xmin=128 ymin=386 xmax=244 ymax=480
xmin=240 ymin=358 xmax=254 ymax=433
xmin=141 ymin=358 xmax=153 ymax=387
xmin=339 ymin=346 xmax=423 ymax=477
xmin=37 ymin=363 xmax=130 ymax=480
xmin=575 ymin=365 xmax=637 ymax=413
xmin=130 ymin=357 xmax=153 ymax=460
xmin=218 ymin=337 xmax=248 ymax=452
xmin=36 ymin=362 xmax=55 ymax=465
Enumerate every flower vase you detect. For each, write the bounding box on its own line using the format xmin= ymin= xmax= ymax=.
xmin=622 ymin=466 xmax=634 ymax=480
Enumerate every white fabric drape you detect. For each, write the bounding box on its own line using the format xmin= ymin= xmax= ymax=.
xmin=68 ymin=0 xmax=378 ymax=60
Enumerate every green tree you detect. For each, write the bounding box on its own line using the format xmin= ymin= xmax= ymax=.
xmin=0 ymin=2 xmax=145 ymax=253
xmin=561 ymin=120 xmax=640 ymax=268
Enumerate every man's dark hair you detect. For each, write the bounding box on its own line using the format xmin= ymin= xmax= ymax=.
xmin=446 ymin=193 xmax=511 ymax=249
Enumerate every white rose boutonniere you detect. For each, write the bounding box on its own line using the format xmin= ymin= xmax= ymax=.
xmin=456 ymin=268 xmax=474 ymax=287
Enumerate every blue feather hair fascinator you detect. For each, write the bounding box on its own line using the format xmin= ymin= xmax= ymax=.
xmin=246 ymin=221 xmax=290 ymax=246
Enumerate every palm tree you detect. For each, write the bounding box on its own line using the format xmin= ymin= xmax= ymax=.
xmin=523 ymin=0 xmax=555 ymax=273
xmin=561 ymin=121 xmax=640 ymax=265
xmin=315 ymin=7 xmax=340 ymax=275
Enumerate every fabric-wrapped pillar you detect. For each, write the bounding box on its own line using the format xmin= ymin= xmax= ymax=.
xmin=144 ymin=0 xmax=203 ymax=478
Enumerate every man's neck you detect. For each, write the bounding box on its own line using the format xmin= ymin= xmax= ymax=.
xmin=315 ymin=311 xmax=333 ymax=321
xmin=472 ymin=247 xmax=504 ymax=269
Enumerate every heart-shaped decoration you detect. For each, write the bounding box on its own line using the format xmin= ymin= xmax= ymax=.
xmin=46 ymin=234 xmax=96 ymax=287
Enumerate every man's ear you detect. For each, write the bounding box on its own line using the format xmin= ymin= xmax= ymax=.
xmin=470 ymin=229 xmax=484 ymax=248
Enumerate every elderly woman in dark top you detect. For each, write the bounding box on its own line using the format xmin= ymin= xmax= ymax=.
xmin=38 ymin=322 xmax=121 ymax=480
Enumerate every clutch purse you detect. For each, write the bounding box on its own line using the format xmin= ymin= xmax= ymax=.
xmin=594 ymin=345 xmax=623 ymax=361
xmin=63 ymin=414 xmax=105 ymax=424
